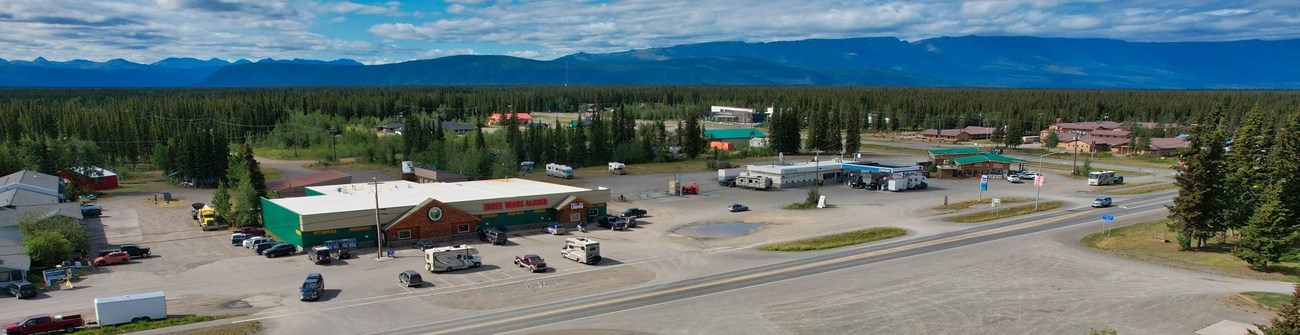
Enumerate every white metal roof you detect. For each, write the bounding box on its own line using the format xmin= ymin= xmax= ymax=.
xmin=746 ymin=161 xmax=843 ymax=174
xmin=276 ymin=178 xmax=596 ymax=215
xmin=94 ymin=291 xmax=165 ymax=304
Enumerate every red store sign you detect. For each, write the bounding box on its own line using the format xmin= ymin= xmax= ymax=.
xmin=483 ymin=198 xmax=549 ymax=211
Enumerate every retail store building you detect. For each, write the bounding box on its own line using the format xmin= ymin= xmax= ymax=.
xmin=260 ymin=178 xmax=609 ymax=249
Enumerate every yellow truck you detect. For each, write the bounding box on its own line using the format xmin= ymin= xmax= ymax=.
xmin=196 ymin=206 xmax=221 ymax=231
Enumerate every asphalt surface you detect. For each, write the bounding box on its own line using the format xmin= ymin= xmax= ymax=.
xmin=374 ymin=191 xmax=1179 ymax=335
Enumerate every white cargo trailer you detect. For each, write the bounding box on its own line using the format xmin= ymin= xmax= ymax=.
xmin=94 ymin=291 xmax=167 ymax=326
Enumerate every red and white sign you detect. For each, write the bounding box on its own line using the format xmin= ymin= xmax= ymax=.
xmin=1034 ymin=175 xmax=1045 ymax=187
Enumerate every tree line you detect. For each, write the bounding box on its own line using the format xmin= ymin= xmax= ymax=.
xmin=1168 ymin=103 xmax=1300 ymax=269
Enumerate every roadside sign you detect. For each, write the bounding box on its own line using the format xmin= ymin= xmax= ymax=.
xmin=980 ymin=181 xmax=988 ymax=191
xmin=1102 ymin=214 xmax=1115 ymax=221
xmin=1034 ymin=175 xmax=1045 ymax=187
xmin=43 ymin=269 xmax=66 ymax=286
xmin=980 ymin=175 xmax=989 ymax=182
xmin=992 ymin=198 xmax=1001 ymax=205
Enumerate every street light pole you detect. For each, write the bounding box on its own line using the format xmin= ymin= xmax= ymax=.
xmin=1071 ymin=134 xmax=1080 ymax=175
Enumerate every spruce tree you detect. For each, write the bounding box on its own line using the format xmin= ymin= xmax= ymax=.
xmin=1044 ymin=131 xmax=1059 ymax=148
xmin=211 ymin=181 xmax=232 ymax=222
xmin=1269 ymin=111 xmax=1300 ymax=227
xmin=233 ymin=177 xmax=260 ymax=227
xmin=1234 ymin=183 xmax=1294 ymax=269
xmin=807 ymin=110 xmax=830 ymax=151
xmin=1251 ymin=285 xmax=1300 ymax=335
xmin=1223 ymin=103 xmax=1275 ymax=234
xmin=1005 ymin=121 xmax=1024 ymax=148
xmin=682 ymin=111 xmax=705 ymax=159
xmin=827 ymin=108 xmax=843 ymax=154
xmin=1167 ymin=105 xmax=1228 ymax=249
xmin=844 ymin=109 xmax=861 ymax=156
xmin=990 ymin=125 xmax=1006 ymax=146
xmin=589 ymin=109 xmax=612 ymax=163
xmin=240 ymin=143 xmax=267 ymax=198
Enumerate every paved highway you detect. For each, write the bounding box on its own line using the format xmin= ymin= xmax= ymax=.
xmin=371 ymin=191 xmax=1177 ymax=335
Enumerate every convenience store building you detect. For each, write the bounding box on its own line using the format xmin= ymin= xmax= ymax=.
xmin=260 ymin=178 xmax=609 ymax=249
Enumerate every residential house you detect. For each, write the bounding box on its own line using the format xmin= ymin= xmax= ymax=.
xmin=487 ymin=113 xmax=532 ymax=125
xmin=1058 ymin=135 xmax=1130 ymax=153
xmin=442 ymin=122 xmax=477 ymax=136
xmin=374 ymin=122 xmax=404 ymax=135
xmin=920 ymin=126 xmax=995 ymax=142
xmin=0 ymin=170 xmax=83 ymax=286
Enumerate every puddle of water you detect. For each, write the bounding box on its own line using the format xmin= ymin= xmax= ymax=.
xmin=673 ymin=222 xmax=764 ymax=239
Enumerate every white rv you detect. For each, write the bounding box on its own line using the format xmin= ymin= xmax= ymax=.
xmin=424 ymin=244 xmax=482 ymax=272
xmin=608 ymin=162 xmax=626 ymax=175
xmin=560 ymin=237 xmax=601 ymax=264
xmin=546 ymin=163 xmax=574 ymax=179
xmin=735 ymin=175 xmax=773 ymax=190
xmin=94 ymin=291 xmax=167 ymax=326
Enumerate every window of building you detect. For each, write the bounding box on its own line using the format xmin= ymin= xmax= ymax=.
xmin=397 ymin=230 xmax=412 ymax=240
xmin=457 ymin=224 xmax=471 ymax=233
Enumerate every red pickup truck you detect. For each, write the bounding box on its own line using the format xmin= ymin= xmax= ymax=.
xmin=4 ymin=314 xmax=84 ymax=335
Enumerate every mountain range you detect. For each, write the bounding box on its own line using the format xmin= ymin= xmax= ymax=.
xmin=3 ymin=35 xmax=1299 ymax=88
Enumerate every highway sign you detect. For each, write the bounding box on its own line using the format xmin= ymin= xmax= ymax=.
xmin=1101 ymin=214 xmax=1115 ymax=221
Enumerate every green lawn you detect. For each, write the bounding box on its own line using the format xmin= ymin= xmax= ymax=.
xmin=1242 ymin=292 xmax=1292 ymax=309
xmin=759 ymin=227 xmax=906 ymax=251
xmin=1082 ymin=219 xmax=1300 ymax=283
xmin=1111 ymin=183 xmax=1178 ymax=195
xmin=932 ymin=197 xmax=1031 ymax=214
xmin=945 ymin=201 xmax=1063 ymax=223
xmin=75 ymin=315 xmax=245 ymax=335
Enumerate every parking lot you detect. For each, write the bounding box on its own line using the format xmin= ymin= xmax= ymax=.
xmin=1 ymin=151 xmax=1166 ymax=333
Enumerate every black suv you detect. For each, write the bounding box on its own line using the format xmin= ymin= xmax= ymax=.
xmin=263 ymin=243 xmax=295 ymax=258
xmin=479 ymin=228 xmax=507 ymax=245
xmin=619 ymin=208 xmax=648 ymax=218
xmin=97 ymin=244 xmax=151 ymax=259
xmin=6 ymin=281 xmax=37 ymax=299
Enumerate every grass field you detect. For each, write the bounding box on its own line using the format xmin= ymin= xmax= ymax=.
xmin=1081 ymin=219 xmax=1300 ymax=283
xmin=1111 ymin=183 xmax=1178 ymax=195
xmin=1242 ymin=292 xmax=1292 ymax=309
xmin=932 ymin=197 xmax=1031 ymax=213
xmin=945 ymin=201 xmax=1063 ymax=223
xmin=759 ymin=227 xmax=906 ymax=251
xmin=77 ymin=315 xmax=245 ymax=335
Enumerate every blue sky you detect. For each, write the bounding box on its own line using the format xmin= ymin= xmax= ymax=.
xmin=2 ymin=0 xmax=1299 ymax=64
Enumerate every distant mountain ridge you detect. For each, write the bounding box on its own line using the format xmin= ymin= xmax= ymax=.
xmin=3 ymin=35 xmax=1300 ymax=88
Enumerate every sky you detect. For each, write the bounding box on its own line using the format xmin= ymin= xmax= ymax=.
xmin=2 ymin=0 xmax=1299 ymax=65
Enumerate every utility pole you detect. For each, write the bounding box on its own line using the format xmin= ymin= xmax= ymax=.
xmin=370 ymin=177 xmax=384 ymax=259
xmin=1071 ymin=134 xmax=1080 ymax=175
xmin=813 ymin=150 xmax=823 ymax=193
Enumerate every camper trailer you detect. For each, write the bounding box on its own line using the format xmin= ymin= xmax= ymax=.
xmin=94 ymin=292 xmax=167 ymax=326
xmin=560 ymin=237 xmax=601 ymax=265
xmin=424 ymin=245 xmax=482 ymax=272
xmin=546 ymin=163 xmax=574 ymax=179
xmin=735 ymin=175 xmax=773 ymax=191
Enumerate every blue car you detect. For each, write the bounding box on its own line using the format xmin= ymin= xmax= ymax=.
xmin=300 ymin=273 xmax=324 ymax=301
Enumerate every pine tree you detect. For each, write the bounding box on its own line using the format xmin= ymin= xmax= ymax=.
xmin=240 ymin=143 xmax=267 ymax=198
xmin=844 ymin=109 xmax=861 ymax=156
xmin=1251 ymin=285 xmax=1300 ymax=335
xmin=1223 ymin=103 xmax=1275 ymax=235
xmin=1167 ymin=105 xmax=1228 ymax=249
xmin=1274 ymin=111 xmax=1300 ymax=225
xmin=682 ymin=111 xmax=705 ymax=159
xmin=504 ymin=112 xmax=523 ymax=165
xmin=232 ymin=177 xmax=260 ymax=227
xmin=1005 ymin=121 xmax=1024 ymax=148
xmin=211 ymin=181 xmax=232 ymax=222
xmin=589 ymin=109 xmax=612 ymax=164
xmin=827 ymin=108 xmax=843 ymax=154
xmin=990 ymin=125 xmax=1006 ymax=146
xmin=807 ymin=110 xmax=830 ymax=151
xmin=1234 ymin=183 xmax=1294 ymax=269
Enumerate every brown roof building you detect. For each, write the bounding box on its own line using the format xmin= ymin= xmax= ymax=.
xmin=267 ymin=170 xmax=352 ymax=198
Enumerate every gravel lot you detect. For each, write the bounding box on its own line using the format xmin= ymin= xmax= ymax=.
xmin=10 ymin=153 xmax=1264 ymax=335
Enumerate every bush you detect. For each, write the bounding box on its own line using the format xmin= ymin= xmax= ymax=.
xmin=24 ymin=231 xmax=72 ymax=266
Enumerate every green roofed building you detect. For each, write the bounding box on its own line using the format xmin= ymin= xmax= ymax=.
xmin=703 ymin=128 xmax=767 ymax=149
xmin=261 ymin=178 xmax=609 ymax=250
xmin=937 ymin=153 xmax=1026 ymax=178
xmin=926 ymin=147 xmax=984 ymax=167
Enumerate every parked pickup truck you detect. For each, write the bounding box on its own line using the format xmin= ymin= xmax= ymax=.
xmin=99 ymin=244 xmax=151 ymax=259
xmin=4 ymin=314 xmax=85 ymax=335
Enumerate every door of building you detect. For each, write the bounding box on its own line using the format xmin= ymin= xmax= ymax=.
xmin=570 ymin=213 xmax=580 ymax=223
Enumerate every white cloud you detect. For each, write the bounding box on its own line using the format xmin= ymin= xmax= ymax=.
xmin=1059 ymin=15 xmax=1102 ymax=30
xmin=418 ymin=48 xmax=477 ymax=58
